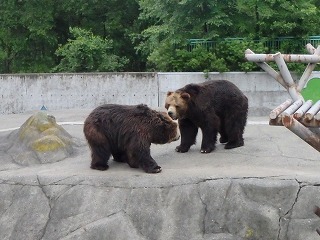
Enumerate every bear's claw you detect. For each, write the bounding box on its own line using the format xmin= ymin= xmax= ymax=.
xmin=200 ymin=149 xmax=209 ymax=153
xmin=200 ymin=148 xmax=214 ymax=153
xmin=200 ymin=144 xmax=215 ymax=153
xmin=147 ymin=166 xmax=162 ymax=174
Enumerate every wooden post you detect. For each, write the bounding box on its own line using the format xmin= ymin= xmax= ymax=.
xmin=282 ymin=99 xmax=304 ymax=116
xmin=244 ymin=49 xmax=287 ymax=88
xmin=245 ymin=53 xmax=320 ymax=63
xmin=293 ymin=100 xmax=313 ymax=120
xmin=273 ymin=53 xmax=304 ymax=101
xmin=269 ymin=99 xmax=293 ymax=119
xmin=246 ymin=44 xmax=320 ymax=152
xmin=297 ymin=45 xmax=320 ymax=91
xmin=282 ymin=115 xmax=320 ymax=152
xmin=305 ymin=100 xmax=320 ymax=121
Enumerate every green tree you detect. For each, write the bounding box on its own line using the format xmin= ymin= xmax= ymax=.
xmin=214 ymin=40 xmax=267 ymax=72
xmin=235 ymin=0 xmax=319 ymax=38
xmin=1 ymin=0 xmax=320 ymax=73
xmin=136 ymin=0 xmax=320 ymax=72
xmin=53 ymin=27 xmax=128 ymax=72
xmin=54 ymin=0 xmax=143 ymax=71
xmin=0 ymin=0 xmax=57 ymax=73
xmin=147 ymin=39 xmax=266 ymax=72
xmin=136 ymin=0 xmax=235 ymax=58
xmin=146 ymin=42 xmax=228 ymax=72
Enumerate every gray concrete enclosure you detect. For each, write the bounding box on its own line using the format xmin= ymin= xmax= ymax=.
xmin=0 ymin=110 xmax=319 ymax=240
xmin=1 ymin=71 xmax=319 ymax=116
xmin=1 ymin=71 xmax=320 ymax=239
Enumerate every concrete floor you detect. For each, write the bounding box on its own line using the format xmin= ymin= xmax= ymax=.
xmin=0 ymin=109 xmax=319 ymax=240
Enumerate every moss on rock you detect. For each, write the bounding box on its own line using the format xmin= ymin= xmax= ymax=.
xmin=6 ymin=111 xmax=82 ymax=166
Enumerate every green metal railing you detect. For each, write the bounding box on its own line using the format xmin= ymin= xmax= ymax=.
xmin=187 ymin=36 xmax=320 ymax=51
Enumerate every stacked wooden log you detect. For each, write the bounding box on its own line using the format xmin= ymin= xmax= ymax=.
xmin=269 ymin=99 xmax=320 ymax=152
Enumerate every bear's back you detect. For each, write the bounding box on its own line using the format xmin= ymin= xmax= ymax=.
xmin=179 ymin=80 xmax=248 ymax=116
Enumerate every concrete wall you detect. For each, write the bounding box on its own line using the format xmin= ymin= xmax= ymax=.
xmin=0 ymin=73 xmax=158 ymax=114
xmin=1 ymin=72 xmax=318 ymax=116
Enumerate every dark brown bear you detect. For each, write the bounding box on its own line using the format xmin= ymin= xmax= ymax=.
xmin=83 ymin=104 xmax=180 ymax=173
xmin=165 ymin=80 xmax=248 ymax=153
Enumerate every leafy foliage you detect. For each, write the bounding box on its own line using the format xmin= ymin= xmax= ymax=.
xmin=147 ymin=40 xmax=267 ymax=72
xmin=214 ymin=40 xmax=267 ymax=72
xmin=53 ymin=27 xmax=128 ymax=72
xmin=235 ymin=0 xmax=318 ymax=37
xmin=148 ymin=44 xmax=229 ymax=72
xmin=0 ymin=0 xmax=56 ymax=73
xmin=137 ymin=0 xmax=320 ymax=72
xmin=136 ymin=0 xmax=235 ymax=60
xmin=0 ymin=0 xmax=320 ymax=73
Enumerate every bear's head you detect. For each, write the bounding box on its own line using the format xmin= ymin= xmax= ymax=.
xmin=165 ymin=91 xmax=190 ymax=120
xmin=151 ymin=111 xmax=180 ymax=144
xmin=135 ymin=105 xmax=180 ymax=144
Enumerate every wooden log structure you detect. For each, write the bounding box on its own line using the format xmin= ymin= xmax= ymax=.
xmin=245 ymin=43 xmax=320 ymax=101
xmin=245 ymin=53 xmax=320 ymax=63
xmin=246 ymin=43 xmax=320 ymax=152
xmin=269 ymin=100 xmax=320 ymax=152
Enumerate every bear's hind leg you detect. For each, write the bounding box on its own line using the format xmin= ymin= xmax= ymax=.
xmin=200 ymin=127 xmax=218 ymax=153
xmin=113 ymin=151 xmax=127 ymax=163
xmin=224 ymin=117 xmax=245 ymax=149
xmin=176 ymin=118 xmax=198 ymax=153
xmin=224 ymin=98 xmax=247 ymax=149
xmin=225 ymin=138 xmax=244 ymax=149
xmin=84 ymin=123 xmax=111 ymax=170
xmin=219 ymin=119 xmax=228 ymax=144
xmin=89 ymin=143 xmax=111 ymax=170
xmin=200 ymin=114 xmax=220 ymax=153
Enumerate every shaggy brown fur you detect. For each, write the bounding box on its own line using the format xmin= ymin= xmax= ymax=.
xmin=83 ymin=104 xmax=179 ymax=173
xmin=165 ymin=80 xmax=248 ymax=153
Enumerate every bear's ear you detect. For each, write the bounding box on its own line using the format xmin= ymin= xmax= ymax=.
xmin=181 ymin=92 xmax=190 ymax=100
xmin=167 ymin=91 xmax=173 ymax=96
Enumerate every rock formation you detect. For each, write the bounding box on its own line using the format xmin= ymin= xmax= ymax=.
xmin=2 ymin=111 xmax=83 ymax=166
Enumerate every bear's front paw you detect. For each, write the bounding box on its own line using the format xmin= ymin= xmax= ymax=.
xmin=146 ymin=165 xmax=162 ymax=174
xmin=175 ymin=145 xmax=190 ymax=153
xmin=91 ymin=163 xmax=109 ymax=171
xmin=200 ymin=146 xmax=215 ymax=153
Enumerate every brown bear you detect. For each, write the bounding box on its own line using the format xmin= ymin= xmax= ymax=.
xmin=165 ymin=80 xmax=248 ymax=153
xmin=83 ymin=104 xmax=180 ymax=173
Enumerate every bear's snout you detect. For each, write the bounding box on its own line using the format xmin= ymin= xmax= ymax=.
xmin=167 ymin=106 xmax=177 ymax=120
xmin=174 ymin=133 xmax=180 ymax=141
xmin=168 ymin=111 xmax=175 ymax=119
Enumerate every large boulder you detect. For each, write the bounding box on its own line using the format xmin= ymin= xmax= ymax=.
xmin=3 ymin=112 xmax=83 ymax=166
